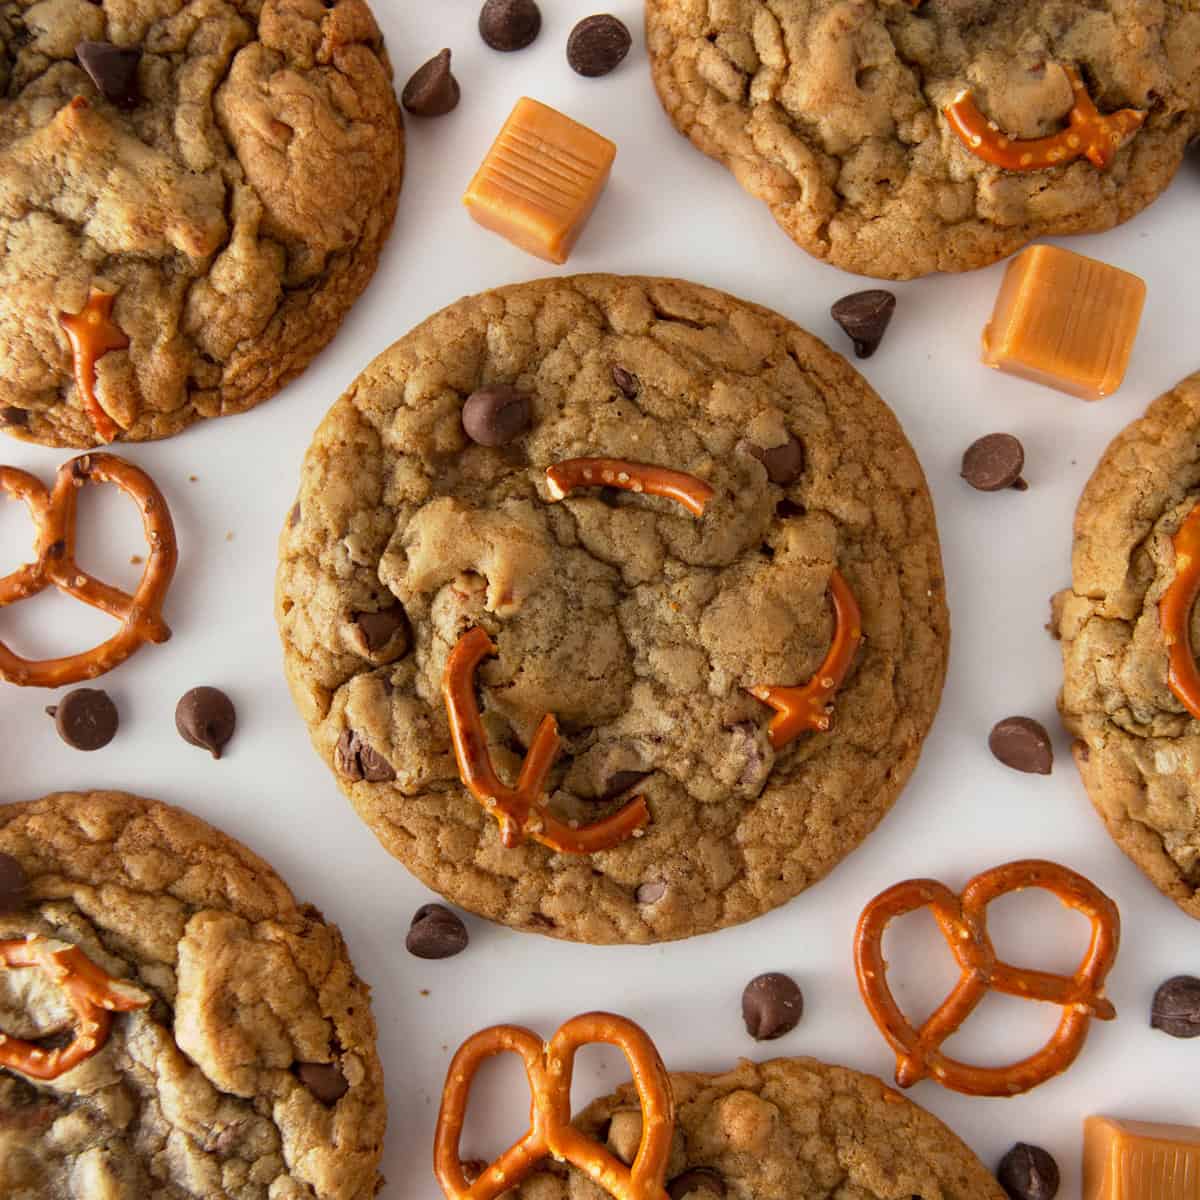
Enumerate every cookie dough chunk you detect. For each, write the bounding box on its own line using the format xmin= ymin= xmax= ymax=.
xmin=276 ymin=274 xmax=949 ymax=943
xmin=645 ymin=0 xmax=1200 ymax=280
xmin=0 ymin=0 xmax=403 ymax=447
xmin=1056 ymin=372 xmax=1200 ymax=921
xmin=0 ymin=791 xmax=385 ymax=1199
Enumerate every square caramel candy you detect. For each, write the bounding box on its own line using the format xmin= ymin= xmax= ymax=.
xmin=463 ymin=97 xmax=616 ymax=265
xmin=1084 ymin=1116 xmax=1200 ymax=1200
xmin=981 ymin=244 xmax=1146 ymax=400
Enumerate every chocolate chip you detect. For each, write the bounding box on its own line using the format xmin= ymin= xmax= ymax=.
xmin=1 ymin=406 xmax=28 ymax=426
xmin=353 ymin=605 xmax=410 ymax=659
xmin=45 ymin=688 xmax=118 ymax=751
xmin=0 ymin=854 xmax=28 ymax=912
xmin=567 ymin=15 xmax=632 ymax=77
xmin=747 ymin=434 xmax=805 ymax=485
xmin=1151 ymin=975 xmax=1200 ymax=1038
xmin=479 ymin=0 xmax=541 ymax=51
xmin=612 ymin=365 xmax=640 ymax=399
xmin=741 ymin=972 xmax=803 ymax=1040
xmin=988 ymin=717 xmax=1053 ymax=775
xmin=601 ymin=770 xmax=649 ymax=801
xmin=668 ymin=1169 xmax=727 ymax=1199
xmin=462 ymin=385 xmax=532 ymax=447
xmin=831 ymin=290 xmax=897 ymax=359
xmin=402 ymin=48 xmax=460 ymax=117
xmin=294 ymin=1062 xmax=348 ymax=1105
xmin=996 ymin=1144 xmax=1060 ymax=1200
xmin=962 ymin=433 xmax=1027 ymax=492
xmin=175 ymin=687 xmax=236 ymax=760
xmin=635 ymin=881 xmax=666 ymax=905
xmin=335 ymin=729 xmax=396 ymax=783
xmin=75 ymin=41 xmax=142 ymax=109
xmin=407 ymin=903 xmax=470 ymax=959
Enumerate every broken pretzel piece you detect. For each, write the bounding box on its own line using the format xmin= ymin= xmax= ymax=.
xmin=58 ymin=287 xmax=131 ymax=444
xmin=546 ymin=458 xmax=714 ymax=518
xmin=1159 ymin=501 xmax=1200 ymax=721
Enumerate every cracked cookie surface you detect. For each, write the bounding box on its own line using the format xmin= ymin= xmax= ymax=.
xmin=0 ymin=790 xmax=386 ymax=1199
xmin=0 ymin=0 xmax=403 ymax=447
xmin=276 ymin=274 xmax=949 ymax=944
xmin=645 ymin=0 xmax=1200 ymax=280
xmin=1055 ymin=371 xmax=1200 ymax=921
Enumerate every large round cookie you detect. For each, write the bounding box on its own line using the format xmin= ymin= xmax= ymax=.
xmin=645 ymin=0 xmax=1200 ymax=280
xmin=511 ymin=1058 xmax=1003 ymax=1198
xmin=0 ymin=791 xmax=386 ymax=1198
xmin=0 ymin=0 xmax=403 ymax=447
xmin=277 ymin=275 xmax=949 ymax=944
xmin=1056 ymin=371 xmax=1200 ymax=921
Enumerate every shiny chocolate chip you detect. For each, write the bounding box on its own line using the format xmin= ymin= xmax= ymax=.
xmin=567 ymin=15 xmax=632 ymax=77
xmin=635 ymin=880 xmax=666 ymax=905
xmin=462 ymin=385 xmax=531 ymax=446
xmin=76 ymin=40 xmax=142 ymax=109
xmin=0 ymin=853 xmax=28 ymax=912
xmin=996 ymin=1143 xmax=1059 ymax=1200
xmin=46 ymin=688 xmax=118 ymax=751
xmin=176 ymin=687 xmax=236 ymax=760
xmin=353 ymin=605 xmax=410 ymax=660
xmin=988 ymin=717 xmax=1053 ymax=775
xmin=831 ymin=289 xmax=896 ymax=359
xmin=335 ymin=729 xmax=395 ymax=783
xmin=962 ymin=433 xmax=1027 ymax=492
xmin=746 ymin=434 xmax=805 ymax=485
xmin=295 ymin=1062 xmax=349 ymax=1105
xmin=742 ymin=972 xmax=803 ymax=1040
xmin=611 ymin=364 xmax=640 ymax=399
xmin=1151 ymin=975 xmax=1200 ymax=1038
xmin=479 ymin=0 xmax=541 ymax=51
xmin=407 ymin=903 xmax=470 ymax=959
xmin=402 ymin=48 xmax=460 ymax=116
xmin=668 ymin=1168 xmax=727 ymax=1199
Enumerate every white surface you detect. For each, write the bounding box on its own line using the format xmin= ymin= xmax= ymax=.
xmin=3 ymin=5 xmax=1200 ymax=1195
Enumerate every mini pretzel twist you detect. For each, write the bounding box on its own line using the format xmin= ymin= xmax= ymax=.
xmin=435 ymin=1012 xmax=674 ymax=1200
xmin=546 ymin=458 xmax=715 ymax=517
xmin=0 ymin=935 xmax=150 ymax=1080
xmin=946 ymin=65 xmax=1145 ymax=172
xmin=443 ymin=627 xmax=650 ymax=853
xmin=58 ymin=286 xmax=131 ymax=444
xmin=0 ymin=453 xmax=177 ymax=687
xmin=855 ymin=860 xmax=1120 ymax=1097
xmin=1160 ymin=501 xmax=1200 ymax=721
xmin=747 ymin=568 xmax=863 ymax=749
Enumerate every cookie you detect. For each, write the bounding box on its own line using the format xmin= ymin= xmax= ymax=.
xmin=0 ymin=790 xmax=385 ymax=1198
xmin=276 ymin=274 xmax=949 ymax=943
xmin=1055 ymin=371 xmax=1200 ymax=921
xmin=645 ymin=1 xmax=1200 ymax=280
xmin=0 ymin=0 xmax=403 ymax=447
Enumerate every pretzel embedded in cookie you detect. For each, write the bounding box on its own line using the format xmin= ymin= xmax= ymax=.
xmin=58 ymin=286 xmax=131 ymax=444
xmin=946 ymin=66 xmax=1145 ymax=172
xmin=0 ymin=935 xmax=150 ymax=1080
xmin=443 ymin=626 xmax=650 ymax=852
xmin=747 ymin=568 xmax=863 ymax=749
xmin=855 ymin=859 xmax=1120 ymax=1097
xmin=435 ymin=1012 xmax=674 ymax=1200
xmin=546 ymin=458 xmax=715 ymax=517
xmin=0 ymin=453 xmax=177 ymax=686
xmin=1160 ymin=501 xmax=1200 ymax=721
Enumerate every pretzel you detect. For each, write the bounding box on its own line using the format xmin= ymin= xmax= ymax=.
xmin=855 ymin=859 xmax=1120 ymax=1097
xmin=58 ymin=287 xmax=131 ymax=444
xmin=435 ymin=1012 xmax=674 ymax=1200
xmin=747 ymin=567 xmax=863 ymax=749
xmin=946 ymin=65 xmax=1145 ymax=172
xmin=0 ymin=453 xmax=177 ymax=687
xmin=443 ymin=627 xmax=650 ymax=852
xmin=546 ymin=458 xmax=715 ymax=517
xmin=0 ymin=935 xmax=150 ymax=1080
xmin=1160 ymin=501 xmax=1200 ymax=721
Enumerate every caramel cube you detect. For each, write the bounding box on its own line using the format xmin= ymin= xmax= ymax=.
xmin=981 ymin=244 xmax=1145 ymax=400
xmin=1084 ymin=1116 xmax=1200 ymax=1200
xmin=463 ymin=97 xmax=616 ymax=264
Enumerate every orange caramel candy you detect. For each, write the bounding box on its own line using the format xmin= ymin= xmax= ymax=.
xmin=463 ymin=97 xmax=616 ymax=264
xmin=1083 ymin=1116 xmax=1200 ymax=1200
xmin=982 ymin=245 xmax=1145 ymax=400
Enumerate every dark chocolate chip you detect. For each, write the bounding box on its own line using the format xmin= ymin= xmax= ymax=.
xmin=462 ymin=385 xmax=531 ymax=446
xmin=76 ymin=41 xmax=142 ymax=109
xmin=668 ymin=1168 xmax=727 ymax=1199
xmin=962 ymin=433 xmax=1027 ymax=492
xmin=567 ymin=15 xmax=632 ymax=77
xmin=635 ymin=880 xmax=666 ymax=905
xmin=746 ymin=433 xmax=805 ymax=485
xmin=407 ymin=903 xmax=470 ymax=959
xmin=831 ymin=290 xmax=897 ymax=359
xmin=1 ymin=406 xmax=28 ymax=426
xmin=988 ymin=717 xmax=1053 ymax=775
xmin=601 ymin=769 xmax=649 ymax=801
xmin=741 ymin=972 xmax=804 ymax=1040
xmin=46 ymin=688 xmax=118 ymax=751
xmin=0 ymin=853 xmax=28 ymax=912
xmin=335 ymin=729 xmax=396 ymax=783
xmin=402 ymin=49 xmax=460 ymax=117
xmin=294 ymin=1062 xmax=349 ymax=1105
xmin=1151 ymin=975 xmax=1200 ymax=1038
xmin=996 ymin=1143 xmax=1060 ymax=1200
xmin=611 ymin=364 xmax=640 ymax=399
xmin=353 ymin=605 xmax=410 ymax=658
xmin=176 ymin=687 xmax=236 ymax=759
xmin=479 ymin=0 xmax=541 ymax=51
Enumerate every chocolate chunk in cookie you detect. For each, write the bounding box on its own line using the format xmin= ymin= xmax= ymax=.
xmin=335 ymin=729 xmax=395 ymax=782
xmin=746 ymin=434 xmax=805 ymax=485
xmin=76 ymin=41 xmax=143 ymax=110
xmin=295 ymin=1061 xmax=350 ymax=1106
xmin=462 ymin=385 xmax=532 ymax=446
xmin=0 ymin=852 xmax=28 ymax=911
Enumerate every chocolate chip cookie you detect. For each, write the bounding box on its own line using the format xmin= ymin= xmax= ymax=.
xmin=1055 ymin=371 xmax=1200 ymax=921
xmin=0 ymin=790 xmax=385 ymax=1198
xmin=276 ymin=274 xmax=949 ymax=944
xmin=645 ymin=1 xmax=1200 ymax=280
xmin=0 ymin=0 xmax=403 ymax=447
